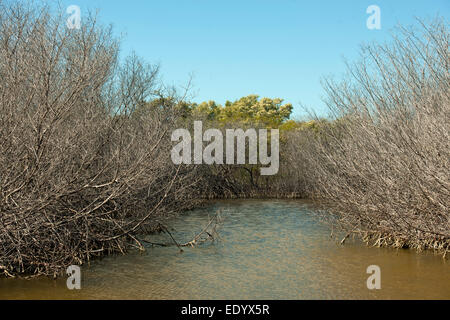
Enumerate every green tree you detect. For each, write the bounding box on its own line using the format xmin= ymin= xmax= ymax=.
xmin=218 ymin=95 xmax=292 ymax=127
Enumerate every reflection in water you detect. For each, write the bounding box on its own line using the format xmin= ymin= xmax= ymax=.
xmin=1 ymin=200 xmax=449 ymax=299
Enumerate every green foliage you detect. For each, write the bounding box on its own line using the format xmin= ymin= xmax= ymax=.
xmin=187 ymin=95 xmax=293 ymax=127
xmin=191 ymin=100 xmax=221 ymax=120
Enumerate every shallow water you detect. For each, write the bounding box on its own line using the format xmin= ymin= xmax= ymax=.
xmin=0 ymin=200 xmax=449 ymax=299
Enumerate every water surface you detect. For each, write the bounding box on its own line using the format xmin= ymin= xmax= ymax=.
xmin=1 ymin=200 xmax=449 ymax=299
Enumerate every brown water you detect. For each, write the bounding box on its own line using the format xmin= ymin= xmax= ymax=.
xmin=0 ymin=200 xmax=449 ymax=299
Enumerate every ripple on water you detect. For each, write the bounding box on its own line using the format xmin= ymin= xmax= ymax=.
xmin=0 ymin=199 xmax=449 ymax=299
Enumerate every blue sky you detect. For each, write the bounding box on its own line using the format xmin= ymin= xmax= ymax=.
xmin=60 ymin=0 xmax=449 ymax=118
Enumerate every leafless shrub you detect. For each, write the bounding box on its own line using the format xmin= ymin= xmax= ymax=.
xmin=0 ymin=1 xmax=202 ymax=277
xmin=290 ymin=18 xmax=449 ymax=251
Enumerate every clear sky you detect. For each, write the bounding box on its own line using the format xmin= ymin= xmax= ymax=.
xmin=59 ymin=0 xmax=449 ymax=118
